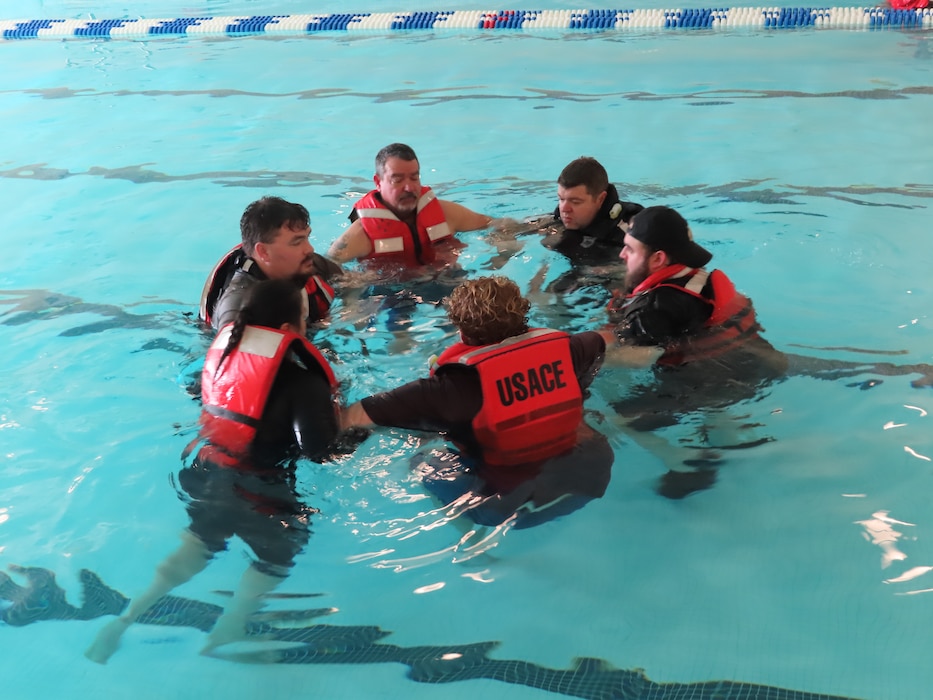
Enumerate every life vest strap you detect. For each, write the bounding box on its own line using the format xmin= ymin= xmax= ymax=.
xmin=493 ymin=398 xmax=582 ymax=431
xmin=203 ymin=403 xmax=262 ymax=429
xmin=355 ymin=208 xmax=398 ymax=220
xmin=684 ymin=269 xmax=709 ymax=294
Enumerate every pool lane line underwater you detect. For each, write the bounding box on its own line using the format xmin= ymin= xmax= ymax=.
xmin=1 ymin=7 xmax=932 ymax=39
xmin=3 ymin=564 xmax=868 ymax=699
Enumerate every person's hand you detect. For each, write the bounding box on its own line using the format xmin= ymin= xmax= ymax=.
xmin=487 ymin=217 xmax=545 ymax=240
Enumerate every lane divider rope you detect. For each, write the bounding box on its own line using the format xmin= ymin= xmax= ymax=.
xmin=2 ymin=7 xmax=931 ymax=40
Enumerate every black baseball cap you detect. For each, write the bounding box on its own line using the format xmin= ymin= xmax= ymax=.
xmin=627 ymin=206 xmax=712 ymax=268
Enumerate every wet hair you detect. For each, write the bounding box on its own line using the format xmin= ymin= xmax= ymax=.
xmin=240 ymin=196 xmax=310 ymax=257
xmin=446 ymin=276 xmax=530 ymax=346
xmin=375 ymin=143 xmax=419 ymax=176
xmin=557 ymin=157 xmax=609 ymax=198
xmin=215 ymin=278 xmax=304 ymax=373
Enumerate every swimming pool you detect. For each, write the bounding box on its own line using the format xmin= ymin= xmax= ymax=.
xmin=2 ymin=2 xmax=932 ymax=699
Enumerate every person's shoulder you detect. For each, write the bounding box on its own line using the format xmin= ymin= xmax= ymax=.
xmin=212 ymin=271 xmax=256 ymax=328
xmin=327 ymin=219 xmax=370 ymax=262
xmin=310 ymin=251 xmax=343 ymax=279
xmin=571 ymin=330 xmax=607 ymax=355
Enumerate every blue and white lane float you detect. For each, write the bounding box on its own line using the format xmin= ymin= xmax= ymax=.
xmin=1 ymin=7 xmax=932 ymax=40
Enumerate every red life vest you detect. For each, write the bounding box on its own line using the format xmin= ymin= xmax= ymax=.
xmin=198 ymin=245 xmax=335 ymax=326
xmin=622 ymin=264 xmax=762 ymax=366
xmin=433 ymin=329 xmax=583 ymax=466
xmin=199 ymin=324 xmax=338 ymax=463
xmin=354 ymin=187 xmax=452 ymax=266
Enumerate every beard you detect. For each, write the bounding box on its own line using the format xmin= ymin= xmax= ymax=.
xmin=623 ymin=261 xmax=650 ymax=294
xmin=389 ymin=195 xmax=417 ymax=218
xmin=289 ymin=270 xmax=312 ymax=288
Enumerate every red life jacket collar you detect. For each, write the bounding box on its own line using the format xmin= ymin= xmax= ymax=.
xmin=628 ymin=263 xmax=696 ymax=297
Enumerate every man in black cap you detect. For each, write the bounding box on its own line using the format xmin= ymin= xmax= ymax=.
xmin=602 ymin=206 xmax=787 ymax=499
xmin=607 ymin=205 xmax=774 ymax=365
xmin=603 ymin=206 xmax=933 ymax=498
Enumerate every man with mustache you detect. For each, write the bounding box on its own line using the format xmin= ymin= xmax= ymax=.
xmin=327 ymin=143 xmax=501 ymax=353
xmin=200 ymin=196 xmax=343 ymax=331
xmin=327 ymin=143 xmax=494 ymax=268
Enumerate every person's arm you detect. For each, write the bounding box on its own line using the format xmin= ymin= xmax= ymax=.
xmin=327 ymin=220 xmax=374 ymax=263
xmin=598 ymin=331 xmax=665 ymax=369
xmin=617 ymin=200 xmax=644 ymax=235
xmin=309 ymin=251 xmax=344 ymax=279
xmin=569 ymin=331 xmax=607 ymax=388
xmin=211 ymin=276 xmax=251 ymax=330
xmin=291 ymin=369 xmax=340 ymax=460
xmin=438 ymin=200 xmax=496 ymax=233
xmin=342 ymin=371 xmax=481 ymax=434
xmin=340 ymin=401 xmax=374 ymax=431
xmin=254 ymin=362 xmax=339 ymax=462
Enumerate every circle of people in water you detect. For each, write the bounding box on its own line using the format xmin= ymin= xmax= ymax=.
xmin=82 ymin=143 xmax=933 ymax=666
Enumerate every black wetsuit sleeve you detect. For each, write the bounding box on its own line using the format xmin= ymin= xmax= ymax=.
xmin=212 ymin=271 xmax=255 ymax=330
xmin=255 ymin=361 xmax=338 ymax=463
xmin=615 ymin=286 xmax=712 ymax=346
xmin=292 ymin=372 xmax=339 ymax=461
xmin=310 ymin=252 xmax=343 ymax=280
xmin=360 ymin=369 xmax=482 ymax=434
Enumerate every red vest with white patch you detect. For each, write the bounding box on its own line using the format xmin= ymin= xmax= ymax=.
xmin=625 ymin=264 xmax=762 ymax=366
xmin=200 ymin=325 xmax=337 ymax=461
xmin=355 ymin=187 xmax=452 ymax=265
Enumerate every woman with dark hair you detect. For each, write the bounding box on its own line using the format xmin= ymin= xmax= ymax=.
xmin=87 ymin=279 xmax=340 ymax=663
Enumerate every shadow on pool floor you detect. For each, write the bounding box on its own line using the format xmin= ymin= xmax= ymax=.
xmin=1 ymin=563 xmax=864 ymax=700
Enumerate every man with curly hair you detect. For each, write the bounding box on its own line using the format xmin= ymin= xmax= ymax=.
xmin=340 ymin=275 xmax=612 ymax=527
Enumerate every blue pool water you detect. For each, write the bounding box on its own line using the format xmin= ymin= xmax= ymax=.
xmin=2 ymin=2 xmax=933 ymax=700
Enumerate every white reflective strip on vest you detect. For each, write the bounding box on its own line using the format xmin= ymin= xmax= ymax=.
xmin=373 ymin=237 xmax=406 ymax=253
xmin=417 ymin=189 xmax=437 ymax=209
xmin=668 ymin=266 xmax=695 ymax=280
xmin=684 ymin=269 xmax=709 ymax=294
xmin=300 ymin=288 xmax=311 ymax=319
xmin=236 ymin=326 xmax=284 ymax=358
xmin=212 ymin=324 xmax=234 ymax=349
xmin=454 ymin=328 xmax=559 ymax=364
xmin=356 ymin=208 xmax=398 ymax=220
xmin=425 ymin=222 xmax=451 ymax=241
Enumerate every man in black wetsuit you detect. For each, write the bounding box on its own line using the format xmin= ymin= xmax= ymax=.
xmin=200 ymin=196 xmax=343 ymax=330
xmin=545 ymin=156 xmax=644 ymax=267
xmin=488 ymin=157 xmax=643 ymax=299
